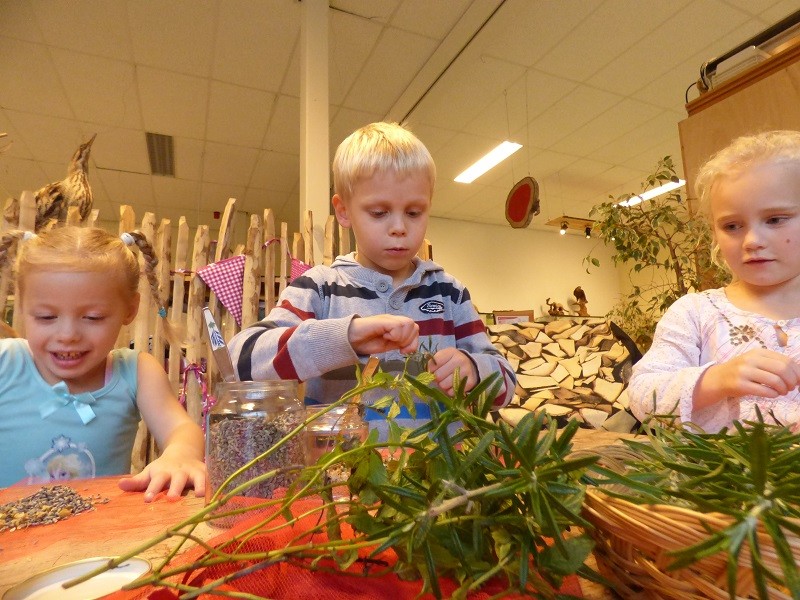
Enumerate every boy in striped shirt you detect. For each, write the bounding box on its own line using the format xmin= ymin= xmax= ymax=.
xmin=229 ymin=122 xmax=515 ymax=435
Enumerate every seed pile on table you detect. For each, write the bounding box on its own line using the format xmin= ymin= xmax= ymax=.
xmin=0 ymin=485 xmax=108 ymax=532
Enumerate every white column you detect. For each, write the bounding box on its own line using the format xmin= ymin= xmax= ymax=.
xmin=300 ymin=0 xmax=329 ymax=266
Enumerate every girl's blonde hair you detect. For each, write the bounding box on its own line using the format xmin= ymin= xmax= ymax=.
xmin=0 ymin=226 xmax=181 ymax=346
xmin=695 ymin=130 xmax=800 ymax=216
xmin=695 ymin=130 xmax=800 ymax=272
xmin=332 ymin=121 xmax=436 ymax=201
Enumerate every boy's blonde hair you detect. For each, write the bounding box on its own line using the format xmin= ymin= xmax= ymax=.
xmin=695 ymin=130 xmax=800 ymax=217
xmin=332 ymin=122 xmax=436 ymax=201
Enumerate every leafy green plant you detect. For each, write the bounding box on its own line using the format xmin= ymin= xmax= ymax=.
xmin=589 ymin=413 xmax=800 ymax=600
xmin=70 ymin=364 xmax=602 ymax=599
xmin=585 ymin=156 xmax=729 ymax=350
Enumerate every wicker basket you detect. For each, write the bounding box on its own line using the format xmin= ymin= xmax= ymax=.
xmin=583 ymin=489 xmax=798 ymax=600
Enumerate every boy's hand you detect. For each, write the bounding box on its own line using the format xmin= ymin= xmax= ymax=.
xmin=348 ymin=315 xmax=419 ymax=355
xmin=428 ymin=347 xmax=477 ymax=396
xmin=694 ymin=348 xmax=800 ymax=409
xmin=117 ymin=452 xmax=207 ymax=503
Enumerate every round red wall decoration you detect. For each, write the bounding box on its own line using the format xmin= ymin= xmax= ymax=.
xmin=505 ymin=176 xmax=540 ymax=228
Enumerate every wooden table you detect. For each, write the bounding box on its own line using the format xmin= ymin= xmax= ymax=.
xmin=0 ymin=430 xmax=630 ymax=599
xmin=0 ymin=477 xmax=213 ymax=597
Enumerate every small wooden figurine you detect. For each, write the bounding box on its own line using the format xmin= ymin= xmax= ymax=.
xmin=572 ymin=286 xmax=589 ymax=317
xmin=546 ymin=297 xmax=567 ymax=317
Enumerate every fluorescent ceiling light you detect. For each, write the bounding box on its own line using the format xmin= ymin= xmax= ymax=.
xmin=454 ymin=141 xmax=522 ymax=183
xmin=618 ymin=178 xmax=686 ymax=207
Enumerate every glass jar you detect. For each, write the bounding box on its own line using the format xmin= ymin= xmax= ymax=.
xmin=205 ymin=380 xmax=303 ymax=527
xmin=304 ymin=403 xmax=369 ymax=465
xmin=304 ymin=403 xmax=369 ymax=499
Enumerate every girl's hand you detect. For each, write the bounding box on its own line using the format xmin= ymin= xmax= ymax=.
xmin=133 ymin=352 xmax=207 ymax=502
xmin=117 ymin=451 xmax=206 ymax=502
xmin=428 ymin=347 xmax=477 ymax=396
xmin=694 ymin=349 xmax=800 ymax=408
xmin=348 ymin=315 xmax=419 ymax=355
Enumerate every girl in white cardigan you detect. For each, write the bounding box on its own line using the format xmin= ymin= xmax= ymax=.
xmin=629 ymin=130 xmax=800 ymax=432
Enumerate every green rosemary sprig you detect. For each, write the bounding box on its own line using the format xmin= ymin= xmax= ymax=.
xmin=67 ymin=362 xmax=600 ymax=599
xmin=587 ymin=410 xmax=800 ymax=600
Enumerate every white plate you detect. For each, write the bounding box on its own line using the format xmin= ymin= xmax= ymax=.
xmin=3 ymin=556 xmax=151 ymax=600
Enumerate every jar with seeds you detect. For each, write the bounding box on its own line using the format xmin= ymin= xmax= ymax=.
xmin=205 ymin=380 xmax=304 ymax=527
xmin=304 ymin=403 xmax=369 ymax=499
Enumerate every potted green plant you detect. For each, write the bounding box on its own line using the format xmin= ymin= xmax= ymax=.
xmin=585 ymin=156 xmax=729 ymax=350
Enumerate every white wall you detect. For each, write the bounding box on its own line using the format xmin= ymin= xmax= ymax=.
xmin=426 ymin=217 xmax=624 ymax=319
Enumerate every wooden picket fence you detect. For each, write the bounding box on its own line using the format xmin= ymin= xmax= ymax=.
xmin=1 ymin=191 xmax=432 ymax=471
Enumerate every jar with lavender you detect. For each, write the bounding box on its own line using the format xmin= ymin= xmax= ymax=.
xmin=205 ymin=380 xmax=304 ymax=527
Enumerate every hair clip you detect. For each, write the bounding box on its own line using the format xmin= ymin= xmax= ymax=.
xmin=22 ymin=231 xmax=37 ymax=241
xmin=120 ymin=232 xmax=136 ymax=247
xmin=158 ymin=307 xmax=167 ymax=318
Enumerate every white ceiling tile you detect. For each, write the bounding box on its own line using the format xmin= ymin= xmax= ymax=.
xmin=212 ymin=0 xmax=299 ymax=91
xmin=262 ymin=95 xmax=300 ymax=154
xmin=202 ymin=142 xmax=258 ymax=186
xmin=152 ymin=177 xmax=204 ymax=211
xmin=535 ymin=0 xmax=691 ymax=83
xmin=0 ymin=38 xmax=72 ymax=118
xmin=328 ymin=10 xmax=383 ymax=106
xmin=412 ymin=54 xmax=524 ymax=130
xmin=344 ymin=27 xmax=438 ymax=114
xmin=591 ymin=111 xmax=683 ymax=165
xmin=127 ymin=0 xmax=217 ymax=77
xmin=50 ymin=49 xmax=142 ymax=130
xmin=654 ymin=0 xmax=753 ymax=62
xmin=462 ymin=69 xmax=578 ymax=140
xmin=551 ymin=99 xmax=663 ymax=156
xmin=249 ymin=151 xmax=299 ymax=192
xmin=525 ymin=86 xmax=623 ymax=149
xmin=4 ymin=111 xmax=85 ymax=163
xmin=207 ymin=82 xmax=275 ymax=147
xmin=330 ymin=0 xmax=399 ymax=24
xmin=477 ymin=0 xmax=603 ymax=67
xmin=586 ymin=3 xmax=755 ymax=97
xmin=0 ymin=110 xmax=34 ymax=159
xmin=0 ymin=1 xmax=43 ymax=42
xmin=760 ymin=1 xmax=800 ymax=24
xmin=626 ymin=137 xmax=684 ymax=174
xmin=526 ymin=151 xmax=577 ymax=181
xmin=0 ymin=156 xmax=49 ymax=199
xmin=95 ymin=170 xmax=155 ymax=210
xmin=401 ymin=111 xmax=455 ymax=145
xmin=174 ymin=137 xmax=205 ymax=181
xmin=29 ymin=0 xmax=132 ymax=60
xmin=390 ymin=0 xmax=473 ymax=39
xmin=137 ymin=66 xmax=209 ymax=138
xmin=90 ymin=128 xmax=149 ymax=175
xmin=724 ymin=0 xmax=793 ymax=16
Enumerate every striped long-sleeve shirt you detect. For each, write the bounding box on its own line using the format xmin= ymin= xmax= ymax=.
xmin=228 ymin=253 xmax=515 ymax=414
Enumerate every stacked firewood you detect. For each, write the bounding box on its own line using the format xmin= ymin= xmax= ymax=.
xmin=488 ymin=318 xmax=641 ymax=433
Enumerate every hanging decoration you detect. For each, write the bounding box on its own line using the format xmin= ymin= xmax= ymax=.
xmin=197 ymin=255 xmax=246 ymax=326
xmin=505 ymin=176 xmax=540 ymax=228
xmin=196 ymin=240 xmax=312 ymax=328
